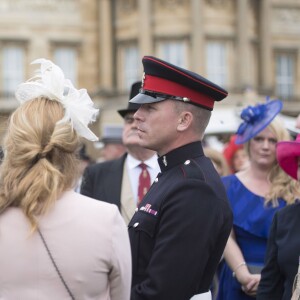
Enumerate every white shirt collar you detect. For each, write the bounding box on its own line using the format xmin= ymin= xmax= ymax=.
xmin=127 ymin=153 xmax=158 ymax=170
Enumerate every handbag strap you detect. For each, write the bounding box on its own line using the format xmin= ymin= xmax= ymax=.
xmin=38 ymin=229 xmax=75 ymax=300
xmin=292 ymin=256 xmax=300 ymax=300
xmin=297 ymin=256 xmax=300 ymax=290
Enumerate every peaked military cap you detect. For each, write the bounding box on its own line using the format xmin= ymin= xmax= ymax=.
xmin=130 ymin=56 xmax=228 ymax=111
xmin=118 ymin=81 xmax=142 ymax=118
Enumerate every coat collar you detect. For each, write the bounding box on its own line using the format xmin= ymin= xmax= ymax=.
xmin=158 ymin=141 xmax=204 ymax=172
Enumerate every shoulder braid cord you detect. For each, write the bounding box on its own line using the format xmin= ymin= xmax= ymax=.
xmin=38 ymin=229 xmax=75 ymax=300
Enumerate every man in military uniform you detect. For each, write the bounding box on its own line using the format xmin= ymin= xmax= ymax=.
xmin=128 ymin=56 xmax=233 ymax=300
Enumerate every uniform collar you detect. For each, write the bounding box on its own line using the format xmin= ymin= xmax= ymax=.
xmin=158 ymin=141 xmax=204 ymax=172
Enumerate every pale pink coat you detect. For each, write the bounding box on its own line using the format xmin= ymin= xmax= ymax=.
xmin=0 ymin=190 xmax=131 ymax=300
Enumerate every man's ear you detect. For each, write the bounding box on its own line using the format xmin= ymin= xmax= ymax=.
xmin=177 ymin=111 xmax=193 ymax=132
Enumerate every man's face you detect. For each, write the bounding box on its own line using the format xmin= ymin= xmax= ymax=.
xmin=122 ymin=112 xmax=141 ymax=147
xmin=101 ymin=143 xmax=126 ymax=161
xmin=232 ymin=148 xmax=249 ymax=172
xmin=133 ymin=100 xmax=180 ymax=155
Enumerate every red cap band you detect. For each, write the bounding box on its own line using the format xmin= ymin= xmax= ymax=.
xmin=143 ymin=74 xmax=215 ymax=110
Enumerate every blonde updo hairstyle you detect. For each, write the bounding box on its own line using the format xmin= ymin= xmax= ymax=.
xmin=0 ymin=97 xmax=80 ymax=231
xmin=245 ymin=117 xmax=300 ymax=206
xmin=204 ymin=147 xmax=230 ymax=176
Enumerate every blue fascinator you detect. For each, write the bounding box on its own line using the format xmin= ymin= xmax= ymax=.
xmin=235 ymin=98 xmax=283 ymax=145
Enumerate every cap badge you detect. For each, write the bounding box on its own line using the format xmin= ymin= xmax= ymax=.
xmin=141 ymin=72 xmax=146 ymax=88
xmin=163 ymin=156 xmax=167 ymax=167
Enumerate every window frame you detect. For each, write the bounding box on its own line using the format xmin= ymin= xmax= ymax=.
xmin=53 ymin=46 xmax=78 ymax=86
xmin=156 ymin=39 xmax=188 ymax=69
xmin=205 ymin=40 xmax=228 ymax=88
xmin=2 ymin=44 xmax=26 ymax=98
xmin=275 ymin=51 xmax=296 ymax=100
xmin=118 ymin=43 xmax=140 ymax=91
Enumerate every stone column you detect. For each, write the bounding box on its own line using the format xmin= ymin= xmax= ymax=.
xmin=191 ymin=0 xmax=204 ymax=73
xmin=99 ymin=0 xmax=113 ymax=90
xmin=138 ymin=0 xmax=152 ymax=57
xmin=259 ymin=0 xmax=272 ymax=94
xmin=237 ymin=0 xmax=249 ymax=90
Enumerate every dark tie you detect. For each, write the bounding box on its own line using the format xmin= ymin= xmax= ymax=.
xmin=138 ymin=163 xmax=151 ymax=204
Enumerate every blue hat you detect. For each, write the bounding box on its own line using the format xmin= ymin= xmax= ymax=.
xmin=235 ymin=98 xmax=283 ymax=145
xmin=130 ymin=56 xmax=228 ymax=111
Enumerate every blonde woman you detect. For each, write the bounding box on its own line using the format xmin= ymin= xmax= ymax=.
xmin=204 ymin=147 xmax=231 ymax=176
xmin=217 ymin=100 xmax=300 ymax=300
xmin=0 ymin=59 xmax=131 ymax=299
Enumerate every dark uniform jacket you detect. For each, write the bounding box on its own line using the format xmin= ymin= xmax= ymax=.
xmin=257 ymin=202 xmax=300 ymax=300
xmin=129 ymin=141 xmax=233 ymax=300
xmin=80 ymin=154 xmax=127 ymax=209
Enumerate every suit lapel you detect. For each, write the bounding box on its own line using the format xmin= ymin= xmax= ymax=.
xmin=103 ymin=154 xmax=127 ymax=209
xmin=120 ymin=159 xmax=136 ymax=225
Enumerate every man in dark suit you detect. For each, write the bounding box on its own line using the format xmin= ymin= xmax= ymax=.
xmin=80 ymin=82 xmax=160 ymax=224
xmin=128 ymin=56 xmax=233 ymax=300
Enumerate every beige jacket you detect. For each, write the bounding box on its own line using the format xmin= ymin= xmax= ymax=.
xmin=0 ymin=190 xmax=131 ymax=300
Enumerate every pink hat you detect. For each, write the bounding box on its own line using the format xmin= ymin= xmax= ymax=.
xmin=276 ymin=134 xmax=300 ymax=180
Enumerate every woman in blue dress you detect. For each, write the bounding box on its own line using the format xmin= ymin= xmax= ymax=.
xmin=217 ymin=99 xmax=299 ymax=300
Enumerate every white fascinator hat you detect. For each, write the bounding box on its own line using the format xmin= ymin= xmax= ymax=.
xmin=15 ymin=58 xmax=99 ymax=141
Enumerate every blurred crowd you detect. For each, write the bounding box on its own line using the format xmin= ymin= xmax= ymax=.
xmin=72 ymin=88 xmax=300 ymax=300
xmin=1 ymin=56 xmax=300 ymax=300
